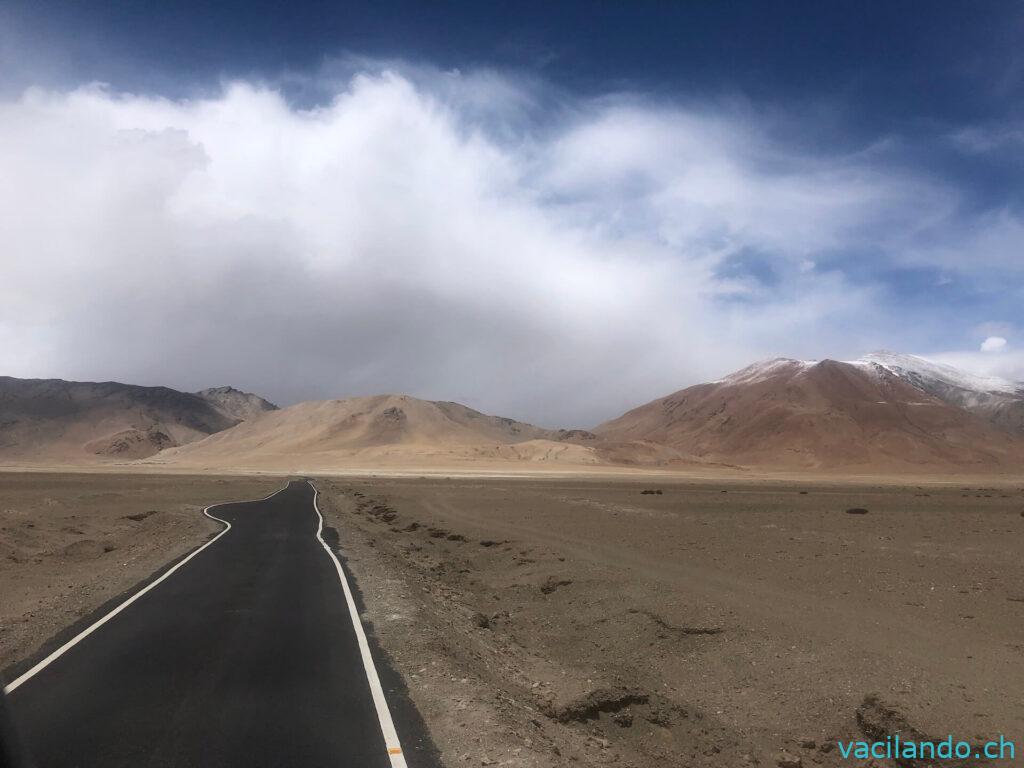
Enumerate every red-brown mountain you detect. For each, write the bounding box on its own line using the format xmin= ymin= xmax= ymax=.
xmin=595 ymin=356 xmax=1024 ymax=471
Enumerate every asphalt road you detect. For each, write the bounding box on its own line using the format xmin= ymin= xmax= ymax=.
xmin=4 ymin=480 xmax=420 ymax=768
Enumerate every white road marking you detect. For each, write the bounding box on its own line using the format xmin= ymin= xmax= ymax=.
xmin=309 ymin=480 xmax=409 ymax=768
xmin=3 ymin=483 xmax=289 ymax=694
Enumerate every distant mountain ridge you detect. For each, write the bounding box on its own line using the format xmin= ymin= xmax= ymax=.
xmin=150 ymin=394 xmax=598 ymax=470
xmin=853 ymin=351 xmax=1024 ymax=435
xmin=0 ymin=376 xmax=275 ymax=462
xmin=595 ymin=353 xmax=1024 ymax=471
xmin=3 ymin=352 xmax=1022 ymax=473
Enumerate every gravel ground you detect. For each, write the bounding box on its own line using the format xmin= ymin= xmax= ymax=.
xmin=316 ymin=475 xmax=1024 ymax=768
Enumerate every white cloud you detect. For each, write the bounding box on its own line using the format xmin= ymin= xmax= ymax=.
xmin=0 ymin=67 xmax=1003 ymax=425
xmin=929 ymin=349 xmax=1024 ymax=385
xmin=953 ymin=123 xmax=1024 ymax=154
xmin=981 ymin=336 xmax=1008 ymax=352
xmin=897 ymin=206 xmax=1024 ymax=276
xmin=536 ymin=103 xmax=946 ymax=262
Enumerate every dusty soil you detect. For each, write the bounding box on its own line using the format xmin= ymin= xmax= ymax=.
xmin=4 ymin=469 xmax=1022 ymax=767
xmin=316 ymin=475 xmax=1024 ymax=767
xmin=0 ymin=471 xmax=282 ymax=671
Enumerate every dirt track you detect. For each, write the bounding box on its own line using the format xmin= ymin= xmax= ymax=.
xmin=316 ymin=475 xmax=1024 ymax=767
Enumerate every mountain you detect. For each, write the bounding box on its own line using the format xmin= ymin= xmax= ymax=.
xmin=0 ymin=377 xmax=272 ymax=463
xmin=195 ymin=386 xmax=278 ymax=422
xmin=855 ymin=351 xmax=1024 ymax=435
xmin=595 ymin=356 xmax=1024 ymax=472
xmin=7 ymin=354 xmax=1021 ymax=473
xmin=150 ymin=394 xmax=599 ymax=469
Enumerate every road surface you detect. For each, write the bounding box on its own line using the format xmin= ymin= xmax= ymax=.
xmin=4 ymin=480 xmax=425 ymax=767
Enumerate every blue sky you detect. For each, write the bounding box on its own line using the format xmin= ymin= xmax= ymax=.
xmin=6 ymin=1 xmax=1022 ymax=126
xmin=0 ymin=1 xmax=1022 ymax=424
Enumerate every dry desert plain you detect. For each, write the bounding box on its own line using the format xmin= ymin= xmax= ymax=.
xmin=2 ymin=468 xmax=1024 ymax=767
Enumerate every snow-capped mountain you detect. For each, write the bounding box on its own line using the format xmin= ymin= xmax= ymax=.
xmin=716 ymin=351 xmax=1024 ymax=436
xmin=855 ymin=351 xmax=1021 ymax=397
xmin=596 ymin=352 xmax=1024 ymax=471
xmin=853 ymin=351 xmax=1024 ymax=435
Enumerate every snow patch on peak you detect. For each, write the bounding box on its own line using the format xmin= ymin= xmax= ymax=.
xmin=856 ymin=351 xmax=1022 ymax=396
xmin=714 ymin=351 xmax=1023 ymax=404
xmin=719 ymin=358 xmax=815 ymax=385
xmin=716 ymin=351 xmax=1023 ymax=400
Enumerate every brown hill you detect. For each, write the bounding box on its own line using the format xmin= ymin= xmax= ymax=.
xmin=594 ymin=358 xmax=1024 ymax=471
xmin=0 ymin=377 xmax=271 ymax=463
xmin=151 ymin=394 xmax=600 ymax=470
xmin=195 ymin=386 xmax=278 ymax=422
xmin=856 ymin=351 xmax=1024 ymax=436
